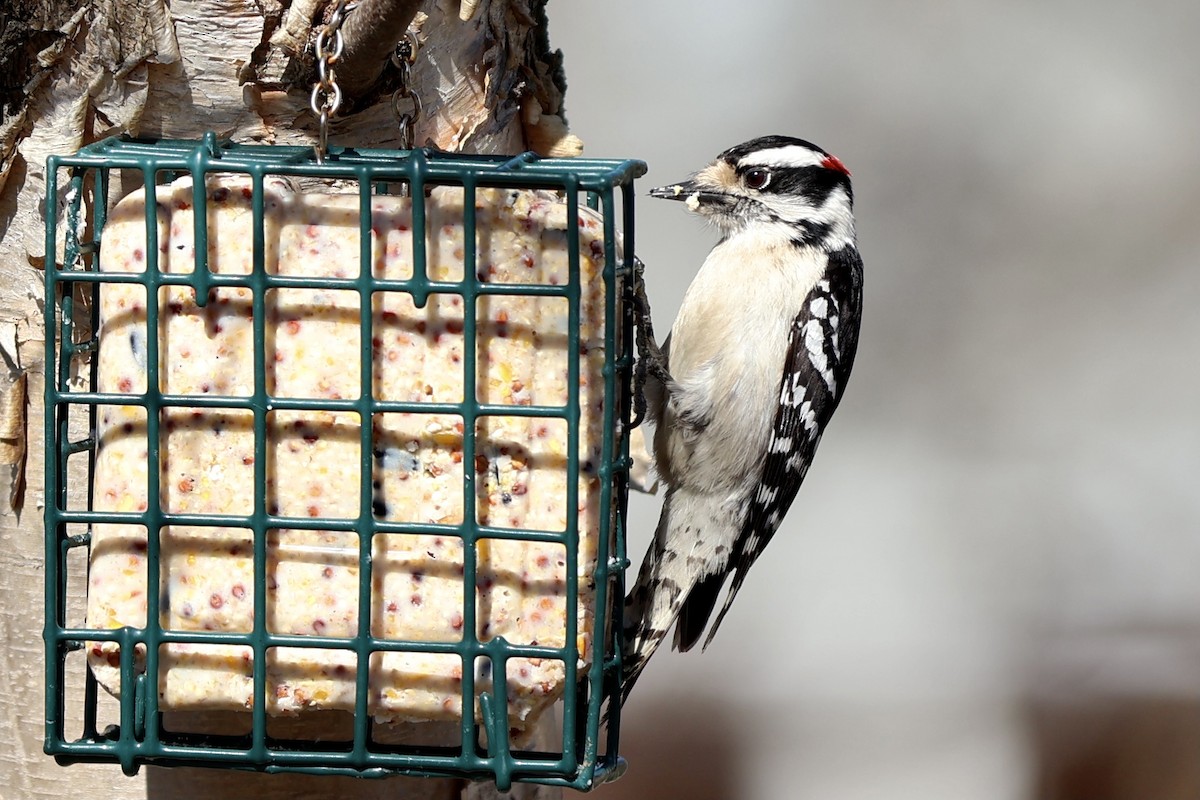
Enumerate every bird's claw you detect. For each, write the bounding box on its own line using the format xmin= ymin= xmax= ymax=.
xmin=631 ymin=257 xmax=672 ymax=428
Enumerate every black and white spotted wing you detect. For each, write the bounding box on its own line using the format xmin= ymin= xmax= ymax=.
xmin=691 ymin=245 xmax=863 ymax=651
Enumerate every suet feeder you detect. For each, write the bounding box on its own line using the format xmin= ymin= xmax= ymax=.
xmin=42 ymin=132 xmax=645 ymax=791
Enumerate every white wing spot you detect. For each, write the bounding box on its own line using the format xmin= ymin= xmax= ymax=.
xmin=810 ymin=296 xmax=829 ymax=318
xmin=782 ymin=375 xmax=806 ymax=406
xmin=799 ymin=400 xmax=819 ymax=439
xmin=780 ymin=370 xmax=806 ymax=404
xmin=804 ymin=321 xmax=835 ymax=391
xmin=770 ymin=435 xmax=793 ymax=453
xmin=756 ymin=485 xmax=778 ymax=504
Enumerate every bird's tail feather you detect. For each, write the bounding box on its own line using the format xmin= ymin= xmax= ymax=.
xmin=618 ymin=487 xmax=738 ymax=707
xmin=618 ymin=490 xmax=683 ymax=707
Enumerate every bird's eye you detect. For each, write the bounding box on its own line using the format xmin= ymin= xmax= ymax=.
xmin=744 ymin=167 xmax=771 ymax=190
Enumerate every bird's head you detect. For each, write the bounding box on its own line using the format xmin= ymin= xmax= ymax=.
xmin=650 ymin=135 xmax=855 ymax=248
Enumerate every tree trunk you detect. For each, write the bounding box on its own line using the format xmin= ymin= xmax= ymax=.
xmin=0 ymin=1 xmax=579 ymax=797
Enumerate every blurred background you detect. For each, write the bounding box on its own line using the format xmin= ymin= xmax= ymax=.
xmin=552 ymin=2 xmax=1200 ymax=798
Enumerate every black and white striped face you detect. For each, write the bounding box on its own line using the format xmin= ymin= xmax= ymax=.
xmin=650 ymin=135 xmax=855 ymax=247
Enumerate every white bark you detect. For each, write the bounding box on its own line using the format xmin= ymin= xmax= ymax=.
xmin=0 ymin=1 xmax=579 ymax=796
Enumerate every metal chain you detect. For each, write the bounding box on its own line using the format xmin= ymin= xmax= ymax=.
xmin=310 ymin=0 xmax=355 ymax=164
xmin=390 ymin=30 xmax=423 ymax=151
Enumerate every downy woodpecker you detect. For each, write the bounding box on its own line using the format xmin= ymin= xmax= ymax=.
xmin=622 ymin=135 xmax=864 ymax=703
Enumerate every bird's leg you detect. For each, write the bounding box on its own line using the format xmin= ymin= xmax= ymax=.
xmin=633 ymin=258 xmax=670 ymax=378
xmin=631 ymin=257 xmax=673 ymax=428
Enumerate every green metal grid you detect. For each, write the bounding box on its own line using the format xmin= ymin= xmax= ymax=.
xmin=43 ymin=133 xmax=645 ymax=791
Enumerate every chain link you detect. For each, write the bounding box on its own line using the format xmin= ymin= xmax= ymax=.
xmin=391 ymin=30 xmax=422 ymax=152
xmin=310 ymin=0 xmax=355 ymax=164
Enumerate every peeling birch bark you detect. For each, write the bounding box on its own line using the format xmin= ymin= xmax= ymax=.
xmin=0 ymin=1 xmax=580 ymax=797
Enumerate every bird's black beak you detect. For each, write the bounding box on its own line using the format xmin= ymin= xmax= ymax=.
xmin=649 ymin=179 xmax=702 ymax=201
xmin=649 ymin=178 xmax=734 ymax=214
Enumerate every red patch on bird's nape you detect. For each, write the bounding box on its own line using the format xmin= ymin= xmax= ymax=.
xmin=821 ymin=154 xmax=852 ymax=176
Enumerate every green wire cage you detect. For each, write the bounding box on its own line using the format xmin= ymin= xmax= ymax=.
xmin=43 ymin=133 xmax=645 ymax=791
